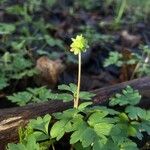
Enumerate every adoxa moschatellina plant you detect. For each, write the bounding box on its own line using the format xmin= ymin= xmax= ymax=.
xmin=7 ymin=35 xmax=150 ymax=150
xmin=70 ymin=34 xmax=89 ymax=108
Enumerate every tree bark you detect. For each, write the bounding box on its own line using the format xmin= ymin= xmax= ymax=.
xmin=0 ymin=76 xmax=150 ymax=149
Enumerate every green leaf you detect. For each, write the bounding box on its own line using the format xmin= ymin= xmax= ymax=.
xmin=70 ymin=117 xmax=85 ymax=132
xmin=7 ymin=143 xmax=26 ymax=150
xmin=78 ymin=102 xmax=93 ymax=111
xmin=88 ymin=111 xmax=109 ymax=126
xmin=80 ymin=128 xmax=96 ymax=147
xmin=58 ymin=83 xmax=77 ymax=95
xmin=125 ymin=106 xmax=147 ymax=120
xmin=109 ymin=86 xmax=141 ymax=106
xmin=70 ymin=122 xmax=96 ymax=148
xmin=110 ymin=124 xmax=128 ymax=143
xmin=32 ymin=131 xmax=49 ymax=141
xmin=53 ymin=108 xmax=79 ymax=120
xmin=7 ymin=135 xmax=40 ymax=150
xmin=93 ymin=137 xmax=113 ymax=150
xmin=44 ymin=35 xmax=64 ymax=48
xmin=104 ymin=51 xmax=123 ymax=67
xmin=7 ymin=86 xmax=58 ymax=106
xmin=118 ymin=138 xmax=138 ymax=150
xmin=58 ymin=83 xmax=95 ymax=102
xmin=18 ymin=115 xmax=51 ymax=144
xmin=5 ymin=5 xmax=24 ymax=15
xmin=0 ymin=23 xmax=16 ymax=35
xmin=119 ymin=113 xmax=129 ymax=122
xmin=127 ymin=125 xmax=137 ymax=137
xmin=12 ymin=57 xmax=32 ymax=71
xmin=88 ymin=106 xmax=119 ymax=115
xmin=29 ymin=114 xmax=51 ymax=135
xmin=69 ymin=83 xmax=77 ymax=94
xmin=50 ymin=119 xmax=69 ymax=140
xmin=140 ymin=121 xmax=150 ymax=135
xmin=26 ymin=114 xmax=51 ymax=142
xmin=93 ymin=140 xmax=102 ymax=150
xmin=45 ymin=0 xmax=56 ymax=7
xmin=27 ymin=86 xmax=52 ymax=102
xmin=0 ymin=77 xmax=9 ymax=90
xmin=7 ymin=92 xmax=33 ymax=106
xmin=73 ymin=142 xmax=91 ymax=150
xmin=11 ymin=40 xmax=26 ymax=50
xmin=79 ymin=91 xmax=95 ymax=100
xmin=145 ymin=110 xmax=150 ymax=121
xmin=58 ymin=84 xmax=72 ymax=92
xmin=94 ymin=123 xmax=114 ymax=137
xmin=12 ymin=69 xmax=38 ymax=79
xmin=25 ymin=135 xmax=40 ymax=150
xmin=57 ymin=93 xmax=73 ymax=102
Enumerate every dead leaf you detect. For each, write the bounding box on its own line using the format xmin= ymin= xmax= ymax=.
xmin=121 ymin=30 xmax=141 ymax=47
xmin=36 ymin=56 xmax=65 ymax=88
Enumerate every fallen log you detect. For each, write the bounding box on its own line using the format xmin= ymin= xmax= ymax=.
xmin=0 ymin=76 xmax=150 ymax=149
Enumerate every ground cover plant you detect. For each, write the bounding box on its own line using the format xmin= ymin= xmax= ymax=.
xmin=104 ymin=45 xmax=150 ymax=79
xmin=7 ymin=35 xmax=150 ymax=150
xmin=0 ymin=0 xmax=150 ymax=149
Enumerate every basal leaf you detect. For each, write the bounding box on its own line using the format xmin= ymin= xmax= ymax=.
xmin=53 ymin=108 xmax=79 ymax=120
xmin=119 ymin=113 xmax=129 ymax=122
xmin=0 ymin=77 xmax=9 ymax=90
xmin=118 ymin=138 xmax=138 ymax=150
xmin=104 ymin=51 xmax=123 ymax=67
xmin=50 ymin=119 xmax=68 ymax=140
xmin=80 ymin=128 xmax=96 ymax=147
xmin=29 ymin=114 xmax=51 ymax=135
xmin=25 ymin=135 xmax=40 ymax=150
xmin=127 ymin=125 xmax=137 ymax=137
xmin=32 ymin=131 xmax=49 ymax=141
xmin=7 ymin=135 xmax=40 ymax=150
xmin=7 ymin=92 xmax=33 ymax=106
xmin=70 ymin=122 xmax=95 ymax=147
xmin=88 ymin=111 xmax=109 ymax=126
xmin=87 ymin=106 xmax=119 ymax=115
xmin=94 ymin=123 xmax=114 ymax=137
xmin=125 ymin=106 xmax=147 ymax=120
xmin=7 ymin=144 xmax=26 ymax=150
xmin=0 ymin=23 xmax=16 ymax=35
xmin=140 ymin=121 xmax=150 ymax=135
xmin=109 ymin=86 xmax=141 ymax=106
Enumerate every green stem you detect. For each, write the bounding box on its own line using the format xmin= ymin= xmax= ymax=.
xmin=115 ymin=0 xmax=126 ymax=23
xmin=74 ymin=52 xmax=81 ymax=108
xmin=130 ymin=50 xmax=145 ymax=79
xmin=52 ymin=144 xmax=55 ymax=150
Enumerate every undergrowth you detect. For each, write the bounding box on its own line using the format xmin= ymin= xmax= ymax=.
xmin=7 ymin=85 xmax=150 ymax=150
xmin=7 ymin=35 xmax=150 ymax=150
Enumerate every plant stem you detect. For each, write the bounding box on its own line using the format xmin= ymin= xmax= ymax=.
xmin=115 ymin=0 xmax=126 ymax=23
xmin=130 ymin=50 xmax=145 ymax=80
xmin=52 ymin=144 xmax=55 ymax=150
xmin=74 ymin=52 xmax=81 ymax=108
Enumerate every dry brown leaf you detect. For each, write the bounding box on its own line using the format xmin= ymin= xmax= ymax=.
xmin=121 ymin=30 xmax=141 ymax=47
xmin=36 ymin=56 xmax=65 ymax=88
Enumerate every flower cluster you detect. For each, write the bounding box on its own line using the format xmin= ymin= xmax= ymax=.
xmin=70 ymin=34 xmax=89 ymax=55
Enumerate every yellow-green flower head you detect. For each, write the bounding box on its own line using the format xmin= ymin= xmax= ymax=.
xmin=70 ymin=34 xmax=89 ymax=55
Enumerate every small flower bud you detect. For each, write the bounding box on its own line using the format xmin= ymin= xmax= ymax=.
xmin=70 ymin=34 xmax=89 ymax=55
